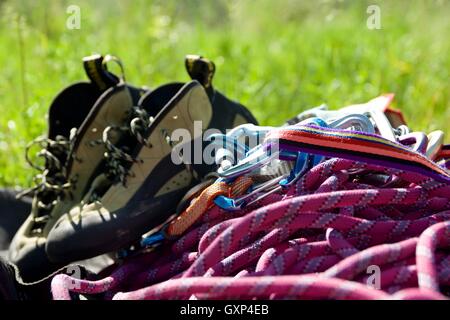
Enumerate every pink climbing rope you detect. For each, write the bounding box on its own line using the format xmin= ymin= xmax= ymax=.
xmin=50 ymin=158 xmax=450 ymax=300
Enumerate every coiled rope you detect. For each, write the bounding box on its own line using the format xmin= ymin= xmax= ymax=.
xmin=51 ymin=154 xmax=450 ymax=300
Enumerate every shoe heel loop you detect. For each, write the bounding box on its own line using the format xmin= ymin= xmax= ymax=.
xmin=82 ymin=53 xmax=123 ymax=91
xmin=185 ymin=54 xmax=215 ymax=97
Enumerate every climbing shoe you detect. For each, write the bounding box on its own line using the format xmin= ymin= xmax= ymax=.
xmin=9 ymin=54 xmax=146 ymax=281
xmin=46 ymin=55 xmax=258 ymax=263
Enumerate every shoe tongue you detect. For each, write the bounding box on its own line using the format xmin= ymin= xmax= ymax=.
xmin=138 ymin=82 xmax=185 ymax=116
xmin=48 ymin=54 xmax=125 ymax=140
xmin=183 ymin=55 xmax=258 ymax=127
xmin=82 ymin=54 xmax=120 ymax=91
xmin=47 ymin=83 xmax=101 ymax=140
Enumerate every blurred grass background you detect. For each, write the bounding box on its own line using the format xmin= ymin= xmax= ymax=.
xmin=0 ymin=0 xmax=448 ymax=187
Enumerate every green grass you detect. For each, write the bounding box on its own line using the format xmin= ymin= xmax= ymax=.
xmin=0 ymin=0 xmax=449 ymax=187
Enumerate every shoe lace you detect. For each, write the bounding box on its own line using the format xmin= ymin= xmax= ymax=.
xmin=17 ymin=134 xmax=75 ymax=223
xmin=95 ymin=106 xmax=155 ymax=187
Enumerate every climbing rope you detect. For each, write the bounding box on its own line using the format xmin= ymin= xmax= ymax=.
xmin=51 ymin=155 xmax=450 ymax=300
